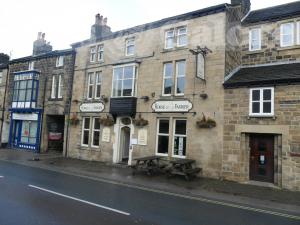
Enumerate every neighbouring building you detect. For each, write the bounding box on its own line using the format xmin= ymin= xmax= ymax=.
xmin=6 ymin=33 xmax=75 ymax=153
xmin=0 ymin=53 xmax=10 ymax=147
xmin=66 ymin=1 xmax=250 ymax=179
xmin=223 ymin=1 xmax=300 ymax=190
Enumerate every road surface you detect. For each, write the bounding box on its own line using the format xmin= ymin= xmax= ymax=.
xmin=0 ymin=161 xmax=299 ymax=225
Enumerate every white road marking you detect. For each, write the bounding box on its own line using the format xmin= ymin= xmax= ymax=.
xmin=28 ymin=184 xmax=130 ymax=216
xmin=0 ymin=176 xmax=3 ymax=178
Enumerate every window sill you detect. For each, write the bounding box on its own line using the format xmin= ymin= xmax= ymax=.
xmin=161 ymin=46 xmax=188 ymax=53
xmin=245 ymin=49 xmax=264 ymax=55
xmin=248 ymin=115 xmax=276 ymax=119
xmin=48 ymin=98 xmax=63 ymax=101
xmin=89 ymin=60 xmax=105 ymax=65
xmin=159 ymin=95 xmax=186 ymax=99
xmin=277 ymin=45 xmax=300 ymax=51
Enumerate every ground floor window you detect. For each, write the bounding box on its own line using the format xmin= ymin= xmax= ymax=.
xmin=20 ymin=121 xmax=38 ymax=144
xmin=156 ymin=118 xmax=187 ymax=157
xmin=81 ymin=117 xmax=101 ymax=148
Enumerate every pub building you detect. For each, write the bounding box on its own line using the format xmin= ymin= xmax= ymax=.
xmin=6 ymin=33 xmax=75 ymax=153
xmin=66 ymin=1 xmax=250 ymax=180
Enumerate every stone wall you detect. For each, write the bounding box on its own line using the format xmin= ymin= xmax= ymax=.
xmin=223 ymin=86 xmax=300 ymax=191
xmin=67 ymin=12 xmax=228 ymax=178
xmin=241 ymin=17 xmax=300 ymax=66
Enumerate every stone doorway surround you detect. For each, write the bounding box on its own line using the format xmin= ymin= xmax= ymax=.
xmin=112 ymin=117 xmax=134 ymax=166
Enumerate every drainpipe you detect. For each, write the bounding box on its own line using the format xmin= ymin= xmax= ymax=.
xmin=64 ymin=51 xmax=76 ymax=157
xmin=0 ymin=65 xmax=10 ymax=147
xmin=39 ymin=73 xmax=48 ymax=153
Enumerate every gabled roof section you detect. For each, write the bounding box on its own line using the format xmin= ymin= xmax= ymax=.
xmin=242 ymin=1 xmax=300 ymax=25
xmin=10 ymin=49 xmax=74 ymax=64
xmin=72 ymin=4 xmax=228 ymax=48
xmin=224 ymin=62 xmax=300 ymax=88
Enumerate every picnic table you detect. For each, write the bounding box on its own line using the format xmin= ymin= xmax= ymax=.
xmin=132 ymin=156 xmax=166 ymax=176
xmin=167 ymin=159 xmax=201 ymax=180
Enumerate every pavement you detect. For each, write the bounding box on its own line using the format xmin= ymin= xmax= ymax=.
xmin=0 ymin=148 xmax=299 ymax=215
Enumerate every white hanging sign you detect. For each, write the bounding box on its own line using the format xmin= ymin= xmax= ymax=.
xmin=152 ymin=100 xmax=193 ymax=113
xmin=102 ymin=127 xmax=111 ymax=142
xmin=80 ymin=102 xmax=105 ymax=112
xmin=197 ymin=53 xmax=205 ymax=79
xmin=138 ymin=129 xmax=148 ymax=146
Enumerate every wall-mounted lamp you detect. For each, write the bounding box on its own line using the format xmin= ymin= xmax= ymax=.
xmin=140 ymin=96 xmax=150 ymax=102
xmin=101 ymin=95 xmax=109 ymax=103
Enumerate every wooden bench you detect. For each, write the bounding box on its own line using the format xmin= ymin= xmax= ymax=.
xmin=167 ymin=159 xmax=202 ymax=181
xmin=132 ymin=156 xmax=166 ymax=176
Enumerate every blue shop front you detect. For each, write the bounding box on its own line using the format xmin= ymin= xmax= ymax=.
xmin=9 ymin=70 xmax=42 ymax=152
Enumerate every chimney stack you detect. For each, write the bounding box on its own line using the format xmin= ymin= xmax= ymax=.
xmin=32 ymin=32 xmax=53 ymax=56
xmin=90 ymin=13 xmax=112 ymax=40
xmin=231 ymin=0 xmax=251 ymax=16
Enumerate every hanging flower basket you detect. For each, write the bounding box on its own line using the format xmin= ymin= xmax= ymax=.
xmin=133 ymin=114 xmax=149 ymax=127
xmin=196 ymin=114 xmax=216 ymax=128
xmin=100 ymin=115 xmax=115 ymax=126
xmin=69 ymin=113 xmax=79 ymax=126
xmin=121 ymin=117 xmax=131 ymax=125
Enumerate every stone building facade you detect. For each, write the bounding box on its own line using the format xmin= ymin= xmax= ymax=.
xmin=6 ymin=34 xmax=75 ymax=153
xmin=66 ymin=1 xmax=249 ymax=179
xmin=223 ymin=1 xmax=300 ymax=190
xmin=0 ymin=53 xmax=10 ymax=146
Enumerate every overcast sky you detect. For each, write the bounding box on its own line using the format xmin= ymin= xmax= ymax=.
xmin=0 ymin=0 xmax=296 ymax=59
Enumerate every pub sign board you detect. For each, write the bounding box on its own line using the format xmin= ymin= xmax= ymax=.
xmin=80 ymin=102 xmax=105 ymax=112
xmin=152 ymin=100 xmax=193 ymax=113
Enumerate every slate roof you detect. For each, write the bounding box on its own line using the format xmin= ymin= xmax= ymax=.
xmin=10 ymin=49 xmax=74 ymax=64
xmin=242 ymin=1 xmax=300 ymax=25
xmin=72 ymin=4 xmax=228 ymax=48
xmin=223 ymin=62 xmax=300 ymax=88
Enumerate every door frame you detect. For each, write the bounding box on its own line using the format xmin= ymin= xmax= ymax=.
xmin=112 ymin=117 xmax=134 ymax=165
xmin=249 ymin=134 xmax=275 ymax=183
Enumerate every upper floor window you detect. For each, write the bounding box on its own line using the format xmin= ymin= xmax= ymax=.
xmin=0 ymin=71 xmax=3 ymax=84
xmin=87 ymin=71 xmax=102 ymax=99
xmin=51 ymin=74 xmax=63 ymax=99
xmin=162 ymin=60 xmax=186 ymax=96
xmin=90 ymin=47 xmax=96 ymax=62
xmin=249 ymin=87 xmax=274 ymax=117
xmin=90 ymin=45 xmax=104 ymax=62
xmin=56 ymin=56 xmax=64 ymax=67
xmin=249 ymin=28 xmax=261 ymax=51
xmin=165 ymin=26 xmax=187 ymax=49
xmin=177 ymin=27 xmax=187 ymax=47
xmin=112 ymin=65 xmax=136 ymax=97
xmin=280 ymin=23 xmax=294 ymax=47
xmin=28 ymin=61 xmax=34 ymax=70
xmin=12 ymin=73 xmax=39 ymax=109
xmin=97 ymin=45 xmax=104 ymax=61
xmin=126 ymin=38 xmax=135 ymax=56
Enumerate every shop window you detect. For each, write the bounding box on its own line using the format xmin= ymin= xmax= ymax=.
xmin=92 ymin=118 xmax=101 ymax=147
xmin=162 ymin=61 xmax=186 ymax=96
xmin=280 ymin=23 xmax=294 ymax=47
xmin=165 ymin=26 xmax=187 ymax=49
xmin=51 ymin=74 xmax=63 ymax=99
xmin=156 ymin=118 xmax=187 ymax=157
xmin=81 ymin=117 xmax=91 ymax=146
xmin=156 ymin=119 xmax=169 ymax=155
xmin=112 ymin=64 xmax=136 ymax=97
xmin=249 ymin=87 xmax=274 ymax=116
xmin=125 ymin=38 xmax=135 ymax=56
xmin=20 ymin=121 xmax=38 ymax=144
xmin=249 ymin=28 xmax=261 ymax=51
xmin=81 ymin=117 xmax=101 ymax=148
xmin=173 ymin=119 xmax=187 ymax=157
xmin=87 ymin=71 xmax=102 ymax=99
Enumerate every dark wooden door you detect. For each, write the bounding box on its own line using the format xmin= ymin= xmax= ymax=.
xmin=249 ymin=134 xmax=274 ymax=183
